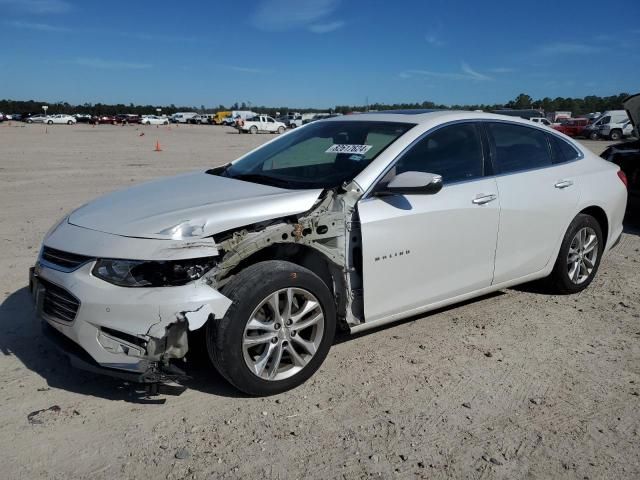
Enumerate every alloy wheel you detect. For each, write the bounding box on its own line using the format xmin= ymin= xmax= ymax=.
xmin=242 ymin=288 xmax=325 ymax=381
xmin=567 ymin=227 xmax=598 ymax=284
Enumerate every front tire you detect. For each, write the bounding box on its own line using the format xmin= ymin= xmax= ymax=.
xmin=548 ymin=214 xmax=603 ymax=294
xmin=206 ymin=261 xmax=336 ymax=396
xmin=47 ymin=120 xmax=53 ymax=125
xmin=589 ymin=131 xmax=599 ymax=140
xmin=277 ymin=126 xmax=285 ymax=134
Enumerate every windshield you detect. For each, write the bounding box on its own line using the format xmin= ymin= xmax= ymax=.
xmin=216 ymin=120 xmax=414 ymax=189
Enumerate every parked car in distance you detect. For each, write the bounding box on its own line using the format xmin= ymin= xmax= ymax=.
xmin=115 ymin=114 xmax=141 ymax=125
xmin=74 ymin=114 xmax=93 ymax=123
xmin=602 ymin=93 xmax=640 ymax=200
xmin=582 ymin=110 xmax=630 ymax=140
xmin=553 ymin=118 xmax=590 ymax=137
xmin=187 ymin=114 xmax=214 ymax=125
xmin=530 ymin=117 xmax=552 ymax=126
xmin=170 ymin=112 xmax=198 ymax=124
xmin=239 ymin=115 xmax=287 ymax=134
xmin=492 ymin=109 xmax=546 ymax=120
xmin=599 ymin=119 xmax=634 ymax=141
xmin=46 ymin=114 xmax=77 ymax=125
xmin=141 ymin=115 xmax=169 ymax=125
xmin=92 ymin=115 xmax=118 ymax=125
xmin=30 ymin=110 xmax=627 ymax=395
xmin=26 ymin=114 xmax=49 ymax=124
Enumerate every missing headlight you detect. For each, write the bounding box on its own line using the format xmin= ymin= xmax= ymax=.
xmin=92 ymin=257 xmax=217 ymax=287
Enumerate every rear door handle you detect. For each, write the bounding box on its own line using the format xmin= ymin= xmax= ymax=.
xmin=555 ymin=180 xmax=574 ymax=189
xmin=472 ymin=194 xmax=497 ymax=205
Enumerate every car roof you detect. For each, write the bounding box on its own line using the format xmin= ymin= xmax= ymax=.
xmin=320 ymin=109 xmax=545 ymax=127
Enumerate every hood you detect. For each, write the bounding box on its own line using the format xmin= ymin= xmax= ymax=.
xmin=68 ymin=172 xmax=323 ymax=239
xmin=624 ymin=93 xmax=640 ymax=128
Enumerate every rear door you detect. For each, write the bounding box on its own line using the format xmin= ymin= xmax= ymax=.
xmin=358 ymin=122 xmax=500 ymax=323
xmin=486 ymin=122 xmax=580 ymax=284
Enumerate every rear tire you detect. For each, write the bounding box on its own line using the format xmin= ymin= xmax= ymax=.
xmin=609 ymin=129 xmax=622 ymax=141
xmin=206 ymin=261 xmax=336 ymax=396
xmin=548 ymin=214 xmax=604 ymax=294
xmin=250 ymin=125 xmax=258 ymax=134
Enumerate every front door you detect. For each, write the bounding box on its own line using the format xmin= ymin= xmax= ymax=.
xmin=358 ymin=122 xmax=500 ymax=323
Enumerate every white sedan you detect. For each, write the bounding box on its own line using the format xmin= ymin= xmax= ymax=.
xmin=46 ymin=114 xmax=77 ymax=125
xmin=141 ymin=115 xmax=169 ymax=125
xmin=30 ymin=111 xmax=627 ymax=395
xmin=239 ymin=115 xmax=287 ymax=134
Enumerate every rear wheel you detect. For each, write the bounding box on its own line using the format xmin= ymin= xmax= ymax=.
xmin=548 ymin=214 xmax=603 ymax=294
xmin=250 ymin=125 xmax=258 ymax=134
xmin=206 ymin=261 xmax=336 ymax=395
xmin=609 ymin=129 xmax=622 ymax=141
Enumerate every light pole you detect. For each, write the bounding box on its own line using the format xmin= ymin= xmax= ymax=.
xmin=156 ymin=108 xmax=162 ymax=117
xmin=42 ymin=105 xmax=48 ymax=117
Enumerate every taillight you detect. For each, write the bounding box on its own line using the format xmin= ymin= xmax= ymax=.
xmin=617 ymin=170 xmax=628 ymax=188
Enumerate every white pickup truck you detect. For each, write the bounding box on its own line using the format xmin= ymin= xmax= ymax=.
xmin=239 ymin=115 xmax=287 ymax=134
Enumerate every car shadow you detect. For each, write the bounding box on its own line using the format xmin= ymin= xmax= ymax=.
xmin=0 ymin=287 xmax=246 ymax=403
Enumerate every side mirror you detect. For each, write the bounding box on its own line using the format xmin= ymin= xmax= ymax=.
xmin=381 ymin=171 xmax=443 ymax=195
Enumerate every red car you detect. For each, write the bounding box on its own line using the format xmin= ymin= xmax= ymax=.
xmin=552 ymin=118 xmax=590 ymax=137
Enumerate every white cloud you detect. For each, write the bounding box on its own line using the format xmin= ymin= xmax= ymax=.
xmin=5 ymin=20 xmax=69 ymax=32
xmin=0 ymin=0 xmax=71 ymax=14
xmin=74 ymin=58 xmax=152 ymax=70
xmin=425 ymin=34 xmax=444 ymax=47
xmin=308 ymin=20 xmax=344 ymax=33
xmin=488 ymin=67 xmax=515 ymax=73
xmin=251 ymin=0 xmax=340 ymax=31
xmin=403 ymin=63 xmax=493 ymax=82
xmin=537 ymin=42 xmax=602 ymax=56
xmin=219 ymin=64 xmax=270 ymax=74
xmin=461 ymin=62 xmax=492 ymax=81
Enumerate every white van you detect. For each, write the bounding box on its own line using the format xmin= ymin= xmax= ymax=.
xmin=223 ymin=111 xmax=257 ymax=126
xmin=171 ymin=112 xmax=198 ymax=124
xmin=583 ymin=110 xmax=630 ymax=140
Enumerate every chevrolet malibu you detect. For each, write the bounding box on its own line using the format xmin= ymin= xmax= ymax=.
xmin=31 ymin=111 xmax=627 ymax=395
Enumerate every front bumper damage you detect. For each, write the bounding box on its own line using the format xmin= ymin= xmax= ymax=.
xmin=30 ymin=253 xmax=231 ymax=383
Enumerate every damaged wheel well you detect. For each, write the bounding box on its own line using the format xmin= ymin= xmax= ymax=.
xmin=226 ymin=243 xmax=349 ymax=329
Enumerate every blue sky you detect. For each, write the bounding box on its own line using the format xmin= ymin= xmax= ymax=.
xmin=1 ymin=0 xmax=639 ymax=108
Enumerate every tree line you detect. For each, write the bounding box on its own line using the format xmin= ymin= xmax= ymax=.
xmin=0 ymin=93 xmax=631 ymax=117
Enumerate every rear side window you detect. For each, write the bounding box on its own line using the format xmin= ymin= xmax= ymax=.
xmin=549 ymin=134 xmax=581 ymax=164
xmin=488 ymin=122 xmax=552 ymax=174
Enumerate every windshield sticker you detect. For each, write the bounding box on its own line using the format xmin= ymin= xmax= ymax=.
xmin=325 ymin=144 xmax=372 ymax=155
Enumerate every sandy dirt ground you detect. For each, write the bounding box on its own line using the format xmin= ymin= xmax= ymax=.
xmin=1 ymin=123 xmax=639 ymax=479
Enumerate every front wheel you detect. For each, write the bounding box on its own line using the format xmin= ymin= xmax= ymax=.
xmin=47 ymin=120 xmax=53 ymax=125
xmin=589 ymin=131 xmax=599 ymax=140
xmin=277 ymin=126 xmax=285 ymax=134
xmin=67 ymin=120 xmax=73 ymax=125
xmin=206 ymin=261 xmax=336 ymax=396
xmin=548 ymin=214 xmax=603 ymax=294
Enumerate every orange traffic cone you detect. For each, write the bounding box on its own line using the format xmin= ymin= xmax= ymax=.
xmin=154 ymin=140 xmax=162 ymax=152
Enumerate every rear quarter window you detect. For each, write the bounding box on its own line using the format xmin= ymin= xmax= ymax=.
xmin=549 ymin=134 xmax=582 ymax=164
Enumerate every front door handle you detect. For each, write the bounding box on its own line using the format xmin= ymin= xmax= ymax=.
xmin=472 ymin=194 xmax=497 ymax=205
xmin=555 ymin=180 xmax=574 ymax=189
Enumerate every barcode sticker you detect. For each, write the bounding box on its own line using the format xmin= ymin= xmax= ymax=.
xmin=325 ymin=144 xmax=372 ymax=155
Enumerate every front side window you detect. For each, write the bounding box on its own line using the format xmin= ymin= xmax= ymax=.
xmin=217 ymin=121 xmax=415 ymax=189
xmin=381 ymin=123 xmax=484 ymax=185
xmin=488 ymin=122 xmax=552 ymax=174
